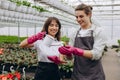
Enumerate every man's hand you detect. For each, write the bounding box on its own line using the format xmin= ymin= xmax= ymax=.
xmin=59 ymin=46 xmax=84 ymax=56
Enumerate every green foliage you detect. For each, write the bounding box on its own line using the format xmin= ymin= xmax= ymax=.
xmin=61 ymin=36 xmax=70 ymax=42
xmin=112 ymin=39 xmax=120 ymax=52
xmin=9 ymin=0 xmax=18 ymax=3
xmin=32 ymin=5 xmax=48 ymax=12
xmin=115 ymin=39 xmax=120 ymax=52
xmin=9 ymin=0 xmax=48 ymax=12
xmin=22 ymin=1 xmax=31 ymax=7
xmin=0 ymin=43 xmax=37 ymax=66
xmin=9 ymin=0 xmax=22 ymax=6
xmin=59 ymin=60 xmax=73 ymax=72
xmin=16 ymin=0 xmax=22 ymax=6
xmin=0 ymin=35 xmax=26 ymax=43
xmin=118 ymin=39 xmax=120 ymax=46
xmin=10 ymin=0 xmax=31 ymax=7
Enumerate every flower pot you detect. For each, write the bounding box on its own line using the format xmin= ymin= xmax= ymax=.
xmin=21 ymin=6 xmax=28 ymax=13
xmin=9 ymin=11 xmax=15 ymax=18
xmin=15 ymin=6 xmax=22 ymax=12
xmin=1 ymin=0 xmax=10 ymax=10
xmin=14 ymin=12 xmax=19 ymax=18
xmin=31 ymin=8 xmax=37 ymax=15
xmin=0 ymin=9 xmax=4 ymax=16
xmin=8 ymin=2 xmax=17 ymax=11
xmin=4 ymin=10 xmax=10 ymax=17
xmin=27 ymin=7 xmax=33 ymax=14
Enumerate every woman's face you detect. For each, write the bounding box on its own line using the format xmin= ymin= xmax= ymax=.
xmin=75 ymin=10 xmax=91 ymax=28
xmin=48 ymin=20 xmax=59 ymax=37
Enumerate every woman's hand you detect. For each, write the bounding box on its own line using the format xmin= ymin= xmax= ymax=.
xmin=27 ymin=32 xmax=46 ymax=44
xmin=47 ymin=56 xmax=67 ymax=64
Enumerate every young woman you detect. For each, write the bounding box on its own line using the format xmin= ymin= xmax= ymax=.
xmin=19 ymin=17 xmax=66 ymax=80
xmin=59 ymin=3 xmax=107 ymax=80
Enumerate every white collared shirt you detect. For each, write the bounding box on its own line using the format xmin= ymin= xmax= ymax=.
xmin=69 ymin=24 xmax=108 ymax=60
xmin=33 ymin=37 xmax=63 ymax=63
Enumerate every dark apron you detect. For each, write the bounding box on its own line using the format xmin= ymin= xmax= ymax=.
xmin=71 ymin=29 xmax=105 ymax=80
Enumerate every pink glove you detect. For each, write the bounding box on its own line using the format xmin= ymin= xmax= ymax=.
xmin=47 ymin=56 xmax=66 ymax=64
xmin=27 ymin=32 xmax=46 ymax=44
xmin=59 ymin=46 xmax=84 ymax=56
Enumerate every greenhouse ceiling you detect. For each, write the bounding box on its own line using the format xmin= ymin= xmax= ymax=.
xmin=34 ymin=0 xmax=120 ymax=19
xmin=34 ymin=0 xmax=120 ymax=26
xmin=0 ymin=0 xmax=120 ymax=27
xmin=60 ymin=0 xmax=120 ymax=20
xmin=0 ymin=0 xmax=78 ymax=28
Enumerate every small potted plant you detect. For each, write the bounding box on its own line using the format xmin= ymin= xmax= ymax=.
xmin=61 ymin=36 xmax=70 ymax=45
xmin=60 ymin=36 xmax=73 ymax=79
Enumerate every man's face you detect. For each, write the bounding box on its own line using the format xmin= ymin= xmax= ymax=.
xmin=75 ymin=10 xmax=91 ymax=28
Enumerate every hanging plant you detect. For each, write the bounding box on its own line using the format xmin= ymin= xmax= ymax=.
xmin=10 ymin=0 xmax=31 ymax=7
xmin=10 ymin=0 xmax=22 ymax=6
xmin=13 ymin=0 xmax=22 ymax=6
xmin=9 ymin=0 xmax=17 ymax=3
xmin=32 ymin=5 xmax=48 ymax=12
xmin=9 ymin=0 xmax=48 ymax=12
xmin=22 ymin=1 xmax=31 ymax=7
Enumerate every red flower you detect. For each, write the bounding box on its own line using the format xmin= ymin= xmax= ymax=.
xmin=15 ymin=72 xmax=21 ymax=80
xmin=1 ymin=76 xmax=7 ymax=80
xmin=6 ymin=73 xmax=14 ymax=79
xmin=0 ymin=71 xmax=21 ymax=80
xmin=0 ymin=48 xmax=4 ymax=55
xmin=0 ymin=74 xmax=5 ymax=78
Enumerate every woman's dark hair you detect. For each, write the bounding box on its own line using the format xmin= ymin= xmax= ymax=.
xmin=41 ymin=17 xmax=61 ymax=41
xmin=75 ymin=3 xmax=93 ymax=23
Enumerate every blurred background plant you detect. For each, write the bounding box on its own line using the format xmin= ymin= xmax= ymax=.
xmin=115 ymin=40 xmax=120 ymax=52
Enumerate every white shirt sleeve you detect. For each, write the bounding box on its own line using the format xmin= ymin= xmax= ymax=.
xmin=91 ymin=27 xmax=108 ymax=60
